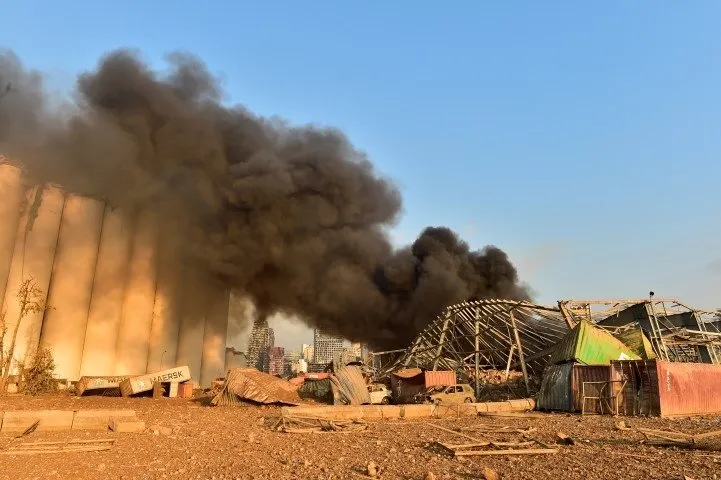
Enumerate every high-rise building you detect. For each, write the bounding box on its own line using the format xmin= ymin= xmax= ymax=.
xmin=284 ymin=350 xmax=302 ymax=376
xmin=246 ymin=319 xmax=274 ymax=371
xmin=313 ymin=328 xmax=345 ymax=364
xmin=301 ymin=344 xmax=314 ymax=363
xmin=267 ymin=346 xmax=285 ymax=376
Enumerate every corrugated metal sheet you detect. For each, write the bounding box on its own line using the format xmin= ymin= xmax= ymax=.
xmin=330 ymin=366 xmax=371 ymax=405
xmin=211 ymin=368 xmax=301 ymax=406
xmin=656 ymin=360 xmax=721 ymax=417
xmin=424 ymin=370 xmax=456 ymax=388
xmin=571 ymin=365 xmax=611 ymax=413
xmin=549 ymin=320 xmax=640 ymax=365
xmin=536 ymin=363 xmax=573 ymax=411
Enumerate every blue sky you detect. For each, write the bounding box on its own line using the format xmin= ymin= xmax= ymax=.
xmin=3 ymin=1 xmax=721 ymax=348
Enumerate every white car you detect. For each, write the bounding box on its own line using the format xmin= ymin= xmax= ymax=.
xmin=367 ymin=383 xmax=392 ymax=404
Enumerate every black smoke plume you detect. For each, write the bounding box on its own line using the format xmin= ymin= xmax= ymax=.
xmin=0 ymin=49 xmax=529 ymax=349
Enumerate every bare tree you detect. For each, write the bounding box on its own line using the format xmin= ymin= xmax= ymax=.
xmin=0 ymin=277 xmax=46 ymax=394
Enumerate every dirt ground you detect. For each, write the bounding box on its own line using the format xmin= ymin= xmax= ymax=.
xmin=0 ymin=394 xmax=720 ymax=480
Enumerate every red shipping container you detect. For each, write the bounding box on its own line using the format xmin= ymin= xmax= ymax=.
xmin=423 ymin=370 xmax=457 ymax=388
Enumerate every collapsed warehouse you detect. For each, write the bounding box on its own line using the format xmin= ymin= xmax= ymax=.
xmin=0 ymin=158 xmax=229 ymax=387
xmin=381 ymin=297 xmax=721 ymax=416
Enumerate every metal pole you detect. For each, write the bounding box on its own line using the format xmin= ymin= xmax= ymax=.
xmin=504 ymin=344 xmax=515 ymax=382
xmin=474 ymin=308 xmax=480 ymax=401
xmin=509 ymin=309 xmax=530 ymax=395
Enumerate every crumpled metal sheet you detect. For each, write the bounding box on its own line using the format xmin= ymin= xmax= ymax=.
xmin=330 ymin=366 xmax=371 ymax=405
xmin=211 ymin=368 xmax=302 ymax=406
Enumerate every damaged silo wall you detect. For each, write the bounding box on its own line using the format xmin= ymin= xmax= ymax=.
xmin=40 ymin=194 xmax=105 ymax=381
xmin=2 ymin=184 xmax=65 ymax=372
xmin=175 ymin=270 xmax=209 ymax=385
xmin=80 ymin=207 xmax=134 ymax=377
xmin=200 ymin=286 xmax=230 ymax=387
xmin=146 ymin=234 xmax=184 ymax=373
xmin=114 ymin=208 xmax=160 ymax=376
xmin=0 ymin=161 xmax=25 ymax=304
xmin=0 ymin=159 xmax=229 ymax=383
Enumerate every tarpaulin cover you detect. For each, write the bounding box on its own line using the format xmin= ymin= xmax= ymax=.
xmin=391 ymin=369 xmax=425 ymax=404
xmin=330 ymin=366 xmax=371 ymax=405
xmin=211 ymin=368 xmax=301 ymax=406
xmin=549 ymin=320 xmax=640 ymax=365
xmin=298 ymin=378 xmax=333 ymax=403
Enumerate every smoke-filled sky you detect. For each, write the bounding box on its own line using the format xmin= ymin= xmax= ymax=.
xmin=0 ymin=48 xmax=529 ymax=350
xmin=3 ymin=1 xmax=721 ymax=350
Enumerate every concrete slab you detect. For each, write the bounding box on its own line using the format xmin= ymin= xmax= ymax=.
xmin=72 ymin=409 xmax=137 ymax=430
xmin=109 ymin=418 xmax=145 ymax=433
xmin=1 ymin=410 xmax=74 ymax=433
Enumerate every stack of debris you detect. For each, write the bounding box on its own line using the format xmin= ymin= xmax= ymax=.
xmin=275 ymin=413 xmax=368 ymax=434
xmin=536 ymin=320 xmax=640 ymax=413
xmin=76 ymin=366 xmax=194 ymax=398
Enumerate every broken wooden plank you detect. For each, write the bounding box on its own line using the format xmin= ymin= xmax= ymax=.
xmin=442 ymin=441 xmax=535 ymax=450
xmin=11 ymin=438 xmax=115 ymax=447
xmin=424 ymin=422 xmax=485 ymax=443
xmin=453 ymin=448 xmax=558 ymax=456
xmin=1 ymin=445 xmax=113 ymax=455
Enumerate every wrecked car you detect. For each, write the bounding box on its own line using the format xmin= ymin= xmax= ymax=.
xmin=414 ymin=383 xmax=476 ymax=405
xmin=367 ymin=383 xmax=392 ymax=404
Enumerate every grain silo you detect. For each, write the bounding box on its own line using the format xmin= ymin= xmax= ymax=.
xmin=114 ymin=208 xmax=160 ymax=376
xmin=0 ymin=161 xmax=25 ymax=303
xmin=2 ymin=184 xmax=65 ymax=372
xmin=39 ymin=194 xmax=105 ymax=381
xmin=79 ymin=207 xmax=134 ymax=377
xmin=0 ymin=159 xmax=231 ymax=387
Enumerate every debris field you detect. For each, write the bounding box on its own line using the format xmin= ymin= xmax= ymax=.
xmin=0 ymin=395 xmax=720 ymax=480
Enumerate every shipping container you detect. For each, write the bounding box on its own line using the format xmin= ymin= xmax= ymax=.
xmin=611 ymin=359 xmax=721 ymax=417
xmin=610 ymin=360 xmax=660 ymax=416
xmin=536 ymin=363 xmax=573 ymax=411
xmin=537 ymin=364 xmax=613 ymax=413
xmin=549 ymin=320 xmax=640 ymax=365
xmin=571 ymin=365 xmax=612 ymax=413
xmin=423 ymin=370 xmax=457 ymax=388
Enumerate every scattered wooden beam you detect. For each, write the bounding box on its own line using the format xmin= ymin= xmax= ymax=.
xmin=453 ymin=448 xmax=557 ymax=456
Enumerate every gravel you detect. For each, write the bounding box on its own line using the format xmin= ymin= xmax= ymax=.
xmin=1 ymin=394 xmax=720 ymax=480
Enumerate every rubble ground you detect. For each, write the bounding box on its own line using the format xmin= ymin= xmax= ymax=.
xmin=0 ymin=395 xmax=720 ymax=480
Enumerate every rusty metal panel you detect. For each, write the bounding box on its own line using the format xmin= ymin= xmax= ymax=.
xmin=571 ymin=365 xmax=611 ymax=413
xmin=424 ymin=371 xmax=457 ymax=388
xmin=656 ymin=360 xmax=721 ymax=417
xmin=536 ymin=363 xmax=573 ymax=411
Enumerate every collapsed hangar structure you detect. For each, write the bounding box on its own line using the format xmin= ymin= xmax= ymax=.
xmin=0 ymin=158 xmax=229 ymax=387
xmin=386 ymin=298 xmax=721 ymax=380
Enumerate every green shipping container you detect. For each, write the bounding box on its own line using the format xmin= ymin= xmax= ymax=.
xmin=549 ymin=320 xmax=640 ymax=365
xmin=613 ymin=328 xmax=656 ymax=360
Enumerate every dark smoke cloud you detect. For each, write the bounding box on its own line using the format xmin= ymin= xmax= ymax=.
xmin=0 ymin=48 xmax=530 ymax=349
